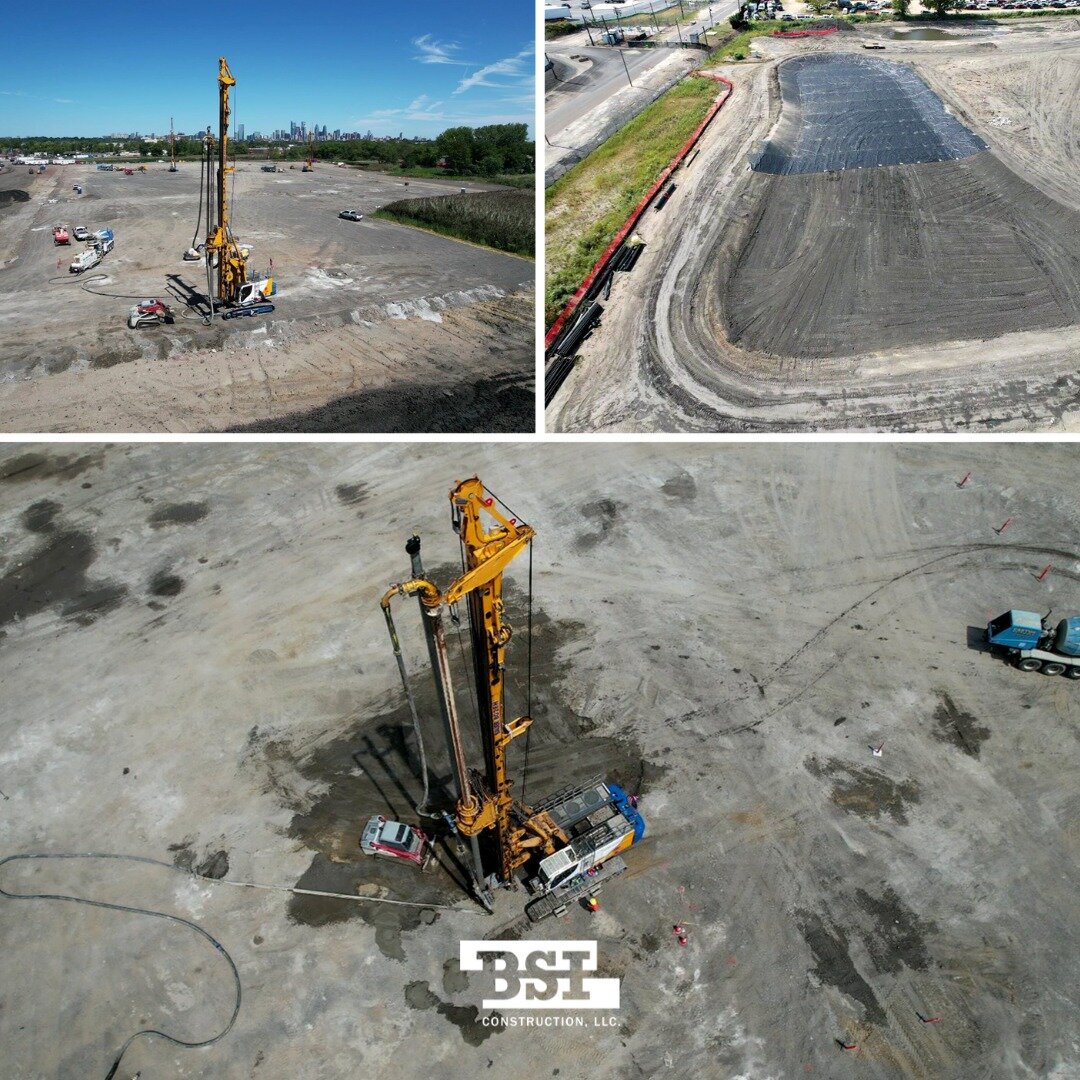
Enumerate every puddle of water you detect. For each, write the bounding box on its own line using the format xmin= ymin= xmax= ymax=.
xmin=889 ymin=26 xmax=997 ymax=39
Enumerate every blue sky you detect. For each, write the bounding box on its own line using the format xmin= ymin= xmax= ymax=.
xmin=0 ymin=1 xmax=535 ymax=138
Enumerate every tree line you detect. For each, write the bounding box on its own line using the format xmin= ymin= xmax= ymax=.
xmin=1 ymin=123 xmax=534 ymax=176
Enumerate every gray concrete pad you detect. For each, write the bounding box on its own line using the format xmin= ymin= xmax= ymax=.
xmin=1 ymin=443 xmax=1079 ymax=1077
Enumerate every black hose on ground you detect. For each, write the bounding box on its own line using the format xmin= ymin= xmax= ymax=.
xmin=0 ymin=852 xmax=241 ymax=1080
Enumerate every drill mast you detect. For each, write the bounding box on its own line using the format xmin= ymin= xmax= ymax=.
xmin=203 ymin=57 xmax=248 ymax=306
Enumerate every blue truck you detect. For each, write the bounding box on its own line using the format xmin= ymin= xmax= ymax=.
xmin=986 ymin=610 xmax=1080 ymax=677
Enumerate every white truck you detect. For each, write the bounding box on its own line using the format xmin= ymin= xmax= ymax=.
xmin=69 ymin=247 xmax=102 ymax=274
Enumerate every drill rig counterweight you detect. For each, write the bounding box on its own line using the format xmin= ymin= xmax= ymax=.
xmin=379 ymin=477 xmax=646 ymax=918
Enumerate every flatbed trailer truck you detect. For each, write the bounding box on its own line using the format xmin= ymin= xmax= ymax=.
xmin=987 ymin=610 xmax=1080 ymax=677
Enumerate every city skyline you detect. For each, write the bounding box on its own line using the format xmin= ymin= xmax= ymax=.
xmin=0 ymin=0 xmax=534 ymax=139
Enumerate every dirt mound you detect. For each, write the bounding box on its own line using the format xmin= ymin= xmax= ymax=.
xmin=0 ymin=189 xmax=31 ymax=209
xmin=753 ymin=54 xmax=987 ymax=175
xmin=723 ymin=152 xmax=1080 ymax=358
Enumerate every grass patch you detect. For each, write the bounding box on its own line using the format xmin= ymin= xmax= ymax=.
xmin=545 ymin=75 xmax=722 ymax=326
xmin=711 ymin=18 xmax=785 ymax=58
xmin=545 ymin=18 xmax=579 ymax=38
xmin=709 ymin=18 xmax=861 ymax=58
xmin=356 ymin=163 xmax=533 ymax=188
xmin=375 ymin=189 xmax=533 ymax=257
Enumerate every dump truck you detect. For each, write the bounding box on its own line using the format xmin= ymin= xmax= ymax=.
xmin=986 ymin=610 xmax=1080 ymax=677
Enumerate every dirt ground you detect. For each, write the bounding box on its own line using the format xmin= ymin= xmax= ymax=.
xmin=2 ymin=442 xmax=1079 ymax=1078
xmin=0 ymin=164 xmax=534 ymax=432
xmin=547 ymin=19 xmax=1080 ymax=432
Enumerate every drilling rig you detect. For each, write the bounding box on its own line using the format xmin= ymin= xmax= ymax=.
xmin=381 ymin=477 xmax=645 ymax=920
xmin=302 ymin=132 xmax=315 ymax=172
xmin=168 ymin=116 xmax=178 ymax=172
xmin=186 ymin=57 xmax=278 ymax=320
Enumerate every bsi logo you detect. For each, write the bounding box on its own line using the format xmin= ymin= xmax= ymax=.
xmin=460 ymin=940 xmax=620 ymax=1010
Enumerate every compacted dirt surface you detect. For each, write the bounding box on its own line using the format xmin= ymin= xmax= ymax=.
xmin=2 ymin=442 xmax=1079 ymax=1078
xmin=548 ymin=19 xmax=1080 ymax=432
xmin=0 ymin=164 xmax=533 ymax=432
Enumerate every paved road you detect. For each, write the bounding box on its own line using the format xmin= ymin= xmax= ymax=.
xmin=545 ymin=0 xmax=739 ymax=164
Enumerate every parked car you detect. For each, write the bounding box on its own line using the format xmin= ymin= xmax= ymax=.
xmin=72 ymin=226 xmax=90 ymax=242
xmin=338 ymin=209 xmax=363 ymax=221
xmin=359 ymin=816 xmax=431 ymax=868
xmin=69 ymin=247 xmax=102 ymax=274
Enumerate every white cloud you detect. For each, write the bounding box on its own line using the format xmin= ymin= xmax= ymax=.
xmin=412 ymin=34 xmax=467 ymax=65
xmin=453 ymin=44 xmax=534 ymax=96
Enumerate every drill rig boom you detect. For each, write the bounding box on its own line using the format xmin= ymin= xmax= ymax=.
xmin=202 ymin=57 xmax=276 ymax=316
xmin=380 ymin=477 xmax=646 ymax=916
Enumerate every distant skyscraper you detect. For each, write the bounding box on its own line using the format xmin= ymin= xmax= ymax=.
xmin=237 ymin=123 xmax=245 ymax=141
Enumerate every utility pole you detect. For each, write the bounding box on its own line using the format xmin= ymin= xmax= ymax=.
xmin=619 ymin=46 xmax=633 ymax=87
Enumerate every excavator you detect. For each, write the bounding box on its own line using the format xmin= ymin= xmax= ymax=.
xmin=183 ymin=58 xmax=277 ymax=321
xmin=380 ymin=477 xmax=645 ymax=920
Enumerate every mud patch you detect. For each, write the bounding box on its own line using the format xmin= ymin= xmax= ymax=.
xmin=21 ymin=500 xmax=62 ymax=534
xmin=0 ymin=189 xmax=31 ymax=209
xmin=169 ymin=840 xmax=230 ymax=880
xmin=660 ymin=474 xmax=697 ymax=501
xmin=197 ymin=850 xmax=230 ymax=880
xmin=806 ymin=756 xmax=920 ymax=824
xmin=855 ymin=887 xmax=934 ymax=974
xmin=250 ymin=578 xmax=662 ymax=929
xmin=147 ymin=501 xmax=209 ymax=529
xmin=797 ymin=910 xmax=885 ymax=1024
xmin=932 ymin=690 xmax=990 ymax=757
xmin=0 ymin=528 xmax=126 ymax=628
xmin=286 ymin=852 xmax=434 ymax=962
xmin=149 ymin=571 xmax=185 ymax=598
xmin=0 ymin=450 xmax=104 ymax=484
xmin=404 ymin=981 xmax=502 ymax=1046
xmin=574 ymin=499 xmax=626 ymax=552
xmin=334 ymin=482 xmax=371 ymax=507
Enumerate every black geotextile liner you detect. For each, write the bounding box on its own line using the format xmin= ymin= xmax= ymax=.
xmin=752 ymin=55 xmax=987 ymax=175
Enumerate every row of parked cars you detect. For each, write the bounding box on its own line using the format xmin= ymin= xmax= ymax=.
xmin=968 ymin=0 xmax=1080 ymax=8
xmin=53 ymin=225 xmax=115 ymax=273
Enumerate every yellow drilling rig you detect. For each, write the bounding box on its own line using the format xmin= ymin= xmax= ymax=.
xmin=168 ymin=116 xmax=178 ymax=172
xmin=183 ymin=57 xmax=277 ymax=320
xmin=380 ymin=477 xmax=646 ymax=920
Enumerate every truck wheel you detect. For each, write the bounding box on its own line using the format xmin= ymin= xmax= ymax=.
xmin=1017 ymin=658 xmax=1042 ymax=672
xmin=1041 ymin=662 xmax=1066 ymax=676
xmin=1066 ymin=667 xmax=1080 ymax=680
